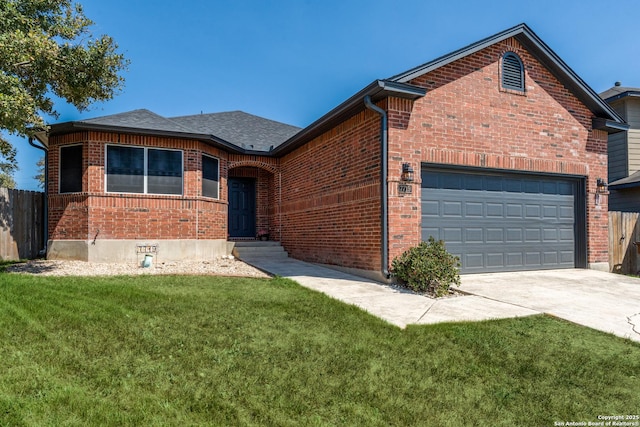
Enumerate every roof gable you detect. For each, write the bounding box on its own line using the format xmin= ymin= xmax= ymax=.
xmin=389 ymin=23 xmax=624 ymax=128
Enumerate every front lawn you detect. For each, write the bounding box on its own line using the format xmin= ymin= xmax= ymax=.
xmin=1 ymin=273 xmax=638 ymax=426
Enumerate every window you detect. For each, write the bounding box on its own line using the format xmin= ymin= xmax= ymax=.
xmin=148 ymin=149 xmax=183 ymax=195
xmin=501 ymin=52 xmax=524 ymax=92
xmin=106 ymin=145 xmax=144 ymax=193
xmin=59 ymin=144 xmax=83 ymax=193
xmin=106 ymin=145 xmax=183 ymax=195
xmin=202 ymin=155 xmax=219 ymax=199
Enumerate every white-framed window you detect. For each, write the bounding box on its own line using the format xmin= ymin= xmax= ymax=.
xmin=59 ymin=144 xmax=83 ymax=193
xmin=105 ymin=144 xmax=183 ymax=195
xmin=202 ymin=154 xmax=219 ymax=199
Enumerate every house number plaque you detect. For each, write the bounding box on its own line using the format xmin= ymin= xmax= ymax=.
xmin=136 ymin=244 xmax=158 ymax=254
xmin=398 ymin=183 xmax=412 ymax=194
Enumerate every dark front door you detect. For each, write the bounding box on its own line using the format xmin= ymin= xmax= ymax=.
xmin=228 ymin=177 xmax=256 ymax=238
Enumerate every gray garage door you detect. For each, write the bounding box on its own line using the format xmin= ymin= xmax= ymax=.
xmin=421 ymin=169 xmax=578 ymax=273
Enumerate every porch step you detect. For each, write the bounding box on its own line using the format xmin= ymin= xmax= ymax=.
xmin=232 ymin=241 xmax=289 ymax=260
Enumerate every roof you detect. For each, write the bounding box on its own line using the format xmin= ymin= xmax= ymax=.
xmin=170 ymin=111 xmax=300 ymax=152
xmin=389 ymin=23 xmax=627 ymax=134
xmin=600 ymin=85 xmax=640 ymax=102
xmin=44 ymin=109 xmax=301 ymax=153
xmin=78 ymin=109 xmax=193 ymax=133
xmin=609 ymin=170 xmax=640 ymax=190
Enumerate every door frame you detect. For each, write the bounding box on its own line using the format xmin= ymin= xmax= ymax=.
xmin=228 ymin=177 xmax=256 ymax=238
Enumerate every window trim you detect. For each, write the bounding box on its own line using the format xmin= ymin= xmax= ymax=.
xmin=501 ymin=51 xmax=525 ymax=92
xmin=201 ymin=153 xmax=220 ymax=199
xmin=59 ymin=143 xmax=84 ymax=194
xmin=105 ymin=144 xmax=184 ymax=196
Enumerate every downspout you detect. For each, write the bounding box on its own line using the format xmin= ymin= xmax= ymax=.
xmin=28 ymin=136 xmax=48 ymax=256
xmin=364 ymin=95 xmax=389 ymax=279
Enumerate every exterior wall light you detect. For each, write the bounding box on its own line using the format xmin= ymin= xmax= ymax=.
xmin=401 ymin=163 xmax=415 ymax=182
xmin=596 ymin=178 xmax=608 ymax=193
xmin=595 ymin=178 xmax=608 ymax=206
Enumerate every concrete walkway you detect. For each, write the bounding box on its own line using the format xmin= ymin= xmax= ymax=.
xmin=241 ymin=255 xmax=640 ymax=343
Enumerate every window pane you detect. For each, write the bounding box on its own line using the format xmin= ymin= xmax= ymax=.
xmin=148 ymin=149 xmax=182 ymax=195
xmin=202 ymin=155 xmax=219 ymax=199
xmin=60 ymin=145 xmax=83 ymax=193
xmin=106 ymin=145 xmax=144 ymax=193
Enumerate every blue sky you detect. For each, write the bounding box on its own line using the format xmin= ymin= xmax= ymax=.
xmin=9 ymin=0 xmax=640 ymax=190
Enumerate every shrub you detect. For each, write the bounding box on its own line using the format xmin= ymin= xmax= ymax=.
xmin=391 ymin=237 xmax=461 ymax=297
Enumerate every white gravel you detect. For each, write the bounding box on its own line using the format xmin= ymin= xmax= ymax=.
xmin=6 ymin=258 xmax=271 ymax=278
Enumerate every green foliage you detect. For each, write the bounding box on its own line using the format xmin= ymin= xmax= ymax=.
xmin=391 ymin=236 xmax=461 ymax=297
xmin=0 ymin=0 xmax=128 ymax=168
xmin=0 ymin=139 xmax=17 ymax=188
xmin=34 ymin=155 xmax=44 ymax=188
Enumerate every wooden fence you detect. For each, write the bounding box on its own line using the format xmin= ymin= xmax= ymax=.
xmin=609 ymin=211 xmax=640 ymax=275
xmin=0 ymin=187 xmax=45 ymax=260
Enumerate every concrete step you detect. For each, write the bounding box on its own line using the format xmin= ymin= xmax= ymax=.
xmin=233 ymin=241 xmax=282 ymax=248
xmin=232 ymin=241 xmax=289 ymax=260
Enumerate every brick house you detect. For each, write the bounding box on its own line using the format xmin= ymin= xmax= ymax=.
xmin=35 ymin=23 xmax=626 ymax=278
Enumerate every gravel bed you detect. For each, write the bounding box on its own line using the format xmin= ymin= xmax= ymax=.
xmin=6 ymin=257 xmax=271 ymax=278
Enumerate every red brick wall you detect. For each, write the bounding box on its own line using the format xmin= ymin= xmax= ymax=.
xmin=48 ymin=131 xmax=230 ymax=241
xmin=279 ymin=109 xmax=383 ymax=271
xmin=387 ymin=37 xmax=608 ymax=266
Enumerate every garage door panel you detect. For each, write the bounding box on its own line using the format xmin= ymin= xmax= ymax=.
xmin=560 ymin=251 xmax=574 ymax=263
xmin=465 ymin=228 xmax=483 ymax=243
xmin=422 ymin=200 xmax=440 ymax=216
xmin=443 ymin=201 xmax=463 ymax=217
xmin=506 ymin=228 xmax=523 ymax=242
xmin=443 ymin=228 xmax=463 ymax=243
xmin=422 ymin=169 xmax=577 ymax=273
xmin=559 ymin=206 xmax=574 ymax=218
xmin=559 ymin=228 xmax=574 ymax=241
xmin=525 ymin=252 xmax=542 ymax=266
xmin=486 ymin=253 xmax=505 ymax=267
xmin=506 ymin=204 xmax=523 ymax=218
xmin=543 ymin=205 xmax=558 ymax=218
xmin=543 ymin=251 xmax=559 ymax=264
xmin=465 ymin=202 xmax=483 ymax=216
xmin=464 ymin=253 xmax=484 ymax=268
xmin=486 ymin=228 xmax=504 ymax=242
xmin=421 ymin=227 xmax=441 ymax=241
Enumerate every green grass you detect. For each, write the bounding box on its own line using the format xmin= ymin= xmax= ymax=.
xmin=0 ymin=273 xmax=638 ymax=426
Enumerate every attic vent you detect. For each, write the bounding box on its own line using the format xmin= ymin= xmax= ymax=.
xmin=501 ymin=52 xmax=524 ymax=92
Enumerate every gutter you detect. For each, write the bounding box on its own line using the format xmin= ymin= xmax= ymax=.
xmin=364 ymin=95 xmax=390 ymax=279
xmin=28 ymin=136 xmax=48 ymax=256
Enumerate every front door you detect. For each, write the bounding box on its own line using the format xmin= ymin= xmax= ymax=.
xmin=228 ymin=177 xmax=256 ymax=238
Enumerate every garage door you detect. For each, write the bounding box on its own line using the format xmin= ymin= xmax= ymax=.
xmin=421 ymin=168 xmax=580 ymax=273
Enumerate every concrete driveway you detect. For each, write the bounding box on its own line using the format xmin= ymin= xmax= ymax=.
xmin=239 ymin=253 xmax=640 ymax=342
xmin=460 ymin=269 xmax=640 ymax=343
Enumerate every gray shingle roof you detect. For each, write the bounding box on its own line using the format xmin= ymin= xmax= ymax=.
xmin=80 ymin=109 xmax=195 ymax=133
xmin=72 ymin=109 xmax=301 ymax=152
xmin=170 ymin=111 xmax=301 ymax=151
xmin=600 ymin=85 xmax=640 ymax=102
xmin=609 ymin=170 xmax=640 ymax=189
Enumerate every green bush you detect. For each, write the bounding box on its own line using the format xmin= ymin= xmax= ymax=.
xmin=391 ymin=237 xmax=461 ymax=297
